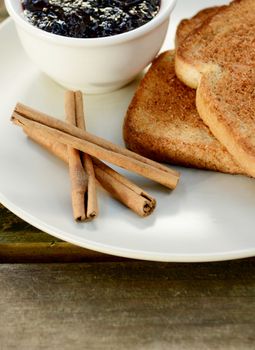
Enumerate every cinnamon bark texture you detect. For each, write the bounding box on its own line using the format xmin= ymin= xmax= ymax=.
xmin=74 ymin=91 xmax=98 ymax=220
xmin=65 ymin=91 xmax=98 ymax=221
xmin=23 ymin=128 xmax=156 ymax=217
xmin=12 ymin=103 xmax=180 ymax=189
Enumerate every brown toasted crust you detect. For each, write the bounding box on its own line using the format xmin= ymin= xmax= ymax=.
xmin=175 ymin=0 xmax=255 ymax=88
xmin=196 ymin=65 xmax=255 ymax=176
xmin=123 ymin=51 xmax=245 ymax=175
xmin=175 ymin=0 xmax=255 ymax=176
xmin=176 ymin=6 xmax=221 ymax=46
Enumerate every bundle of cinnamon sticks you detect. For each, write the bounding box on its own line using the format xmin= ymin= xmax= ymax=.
xmin=11 ymin=91 xmax=180 ymax=221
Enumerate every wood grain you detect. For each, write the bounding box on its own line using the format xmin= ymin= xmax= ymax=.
xmin=0 ymin=262 xmax=255 ymax=350
xmin=0 ymin=204 xmax=126 ymax=262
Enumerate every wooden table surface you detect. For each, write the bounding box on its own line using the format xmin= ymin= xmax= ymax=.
xmin=1 ymin=2 xmax=255 ymax=349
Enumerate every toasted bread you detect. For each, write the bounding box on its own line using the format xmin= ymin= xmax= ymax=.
xmin=175 ymin=0 xmax=255 ymax=176
xmin=123 ymin=51 xmax=245 ymax=175
xmin=175 ymin=0 xmax=255 ymax=88
xmin=176 ymin=6 xmax=221 ymax=47
xmin=196 ymin=64 xmax=255 ymax=176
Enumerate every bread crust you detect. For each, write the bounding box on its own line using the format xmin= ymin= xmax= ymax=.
xmin=175 ymin=0 xmax=255 ymax=87
xmin=123 ymin=51 xmax=245 ymax=175
xmin=197 ymin=65 xmax=255 ymax=176
xmin=175 ymin=6 xmax=222 ymax=88
xmin=176 ymin=7 xmax=221 ymax=47
xmin=175 ymin=0 xmax=255 ymax=176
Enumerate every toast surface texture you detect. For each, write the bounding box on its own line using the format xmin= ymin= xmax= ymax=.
xmin=175 ymin=0 xmax=255 ymax=176
xmin=175 ymin=0 xmax=255 ymax=88
xmin=196 ymin=65 xmax=255 ymax=176
xmin=123 ymin=51 xmax=244 ymax=175
xmin=176 ymin=6 xmax=221 ymax=47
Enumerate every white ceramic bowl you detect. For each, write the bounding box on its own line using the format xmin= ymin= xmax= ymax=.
xmin=5 ymin=0 xmax=176 ymax=94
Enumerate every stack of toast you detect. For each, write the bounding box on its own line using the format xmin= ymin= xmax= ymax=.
xmin=123 ymin=0 xmax=255 ymax=177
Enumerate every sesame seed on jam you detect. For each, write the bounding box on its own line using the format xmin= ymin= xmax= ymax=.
xmin=21 ymin=0 xmax=161 ymax=38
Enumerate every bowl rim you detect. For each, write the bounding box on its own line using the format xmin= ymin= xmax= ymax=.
xmin=5 ymin=0 xmax=176 ymax=47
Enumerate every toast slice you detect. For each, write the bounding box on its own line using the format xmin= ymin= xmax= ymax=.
xmin=176 ymin=6 xmax=221 ymax=47
xmin=123 ymin=51 xmax=245 ymax=175
xmin=196 ymin=64 xmax=255 ymax=176
xmin=175 ymin=0 xmax=255 ymax=177
xmin=175 ymin=0 xmax=255 ymax=88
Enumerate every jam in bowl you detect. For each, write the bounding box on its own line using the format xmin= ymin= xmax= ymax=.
xmin=5 ymin=0 xmax=176 ymax=94
xmin=22 ymin=0 xmax=161 ymax=39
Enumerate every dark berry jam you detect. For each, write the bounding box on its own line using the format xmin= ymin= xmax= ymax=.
xmin=21 ymin=0 xmax=161 ymax=38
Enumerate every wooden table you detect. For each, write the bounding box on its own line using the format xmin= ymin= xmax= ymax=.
xmin=1 ymin=3 xmax=255 ymax=349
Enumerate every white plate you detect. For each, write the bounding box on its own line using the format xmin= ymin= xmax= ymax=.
xmin=1 ymin=0 xmax=255 ymax=262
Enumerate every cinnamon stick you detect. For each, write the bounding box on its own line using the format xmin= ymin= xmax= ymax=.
xmin=93 ymin=159 xmax=156 ymax=216
xmin=23 ymin=128 xmax=156 ymax=217
xmin=24 ymin=126 xmax=67 ymax=163
xmin=15 ymin=103 xmax=173 ymax=173
xmin=12 ymin=104 xmax=180 ymax=189
xmin=74 ymin=91 xmax=98 ymax=219
xmin=65 ymin=91 xmax=88 ymax=221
